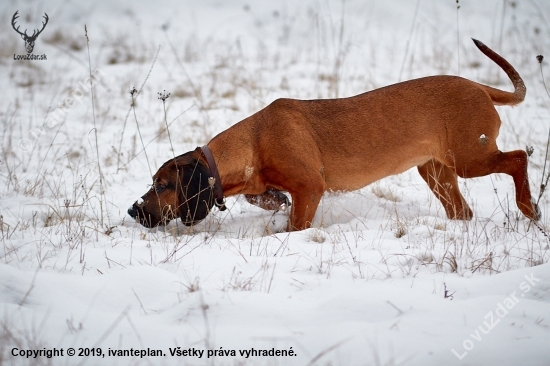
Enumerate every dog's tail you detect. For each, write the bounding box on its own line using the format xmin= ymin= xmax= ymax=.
xmin=472 ymin=38 xmax=526 ymax=106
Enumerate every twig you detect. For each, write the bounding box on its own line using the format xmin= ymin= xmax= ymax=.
xmin=532 ymin=220 xmax=550 ymax=241
xmin=132 ymin=288 xmax=147 ymax=314
xmin=130 ymin=87 xmax=153 ymax=177
xmin=19 ymin=269 xmax=40 ymax=306
xmin=78 ymin=306 xmax=131 ymax=366
xmin=305 ymin=338 xmax=349 ymax=366
xmin=158 ymin=90 xmax=175 ymax=157
xmin=386 ymin=300 xmax=404 ymax=315
xmin=443 ymin=282 xmax=455 ymax=300
xmin=116 ymin=47 xmax=161 ymax=172
xmin=456 ymin=0 xmax=461 ymax=75
xmin=117 ymin=105 xmax=193 ymax=171
xmin=536 ymin=55 xmax=550 ymax=206
xmin=84 ymin=25 xmax=108 ymax=228
xmin=398 ymin=0 xmax=420 ymax=82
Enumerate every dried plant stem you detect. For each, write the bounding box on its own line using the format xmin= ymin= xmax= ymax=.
xmin=456 ymin=0 xmax=461 ymax=75
xmin=398 ymin=0 xmax=420 ymax=82
xmin=131 ymin=89 xmax=153 ymax=178
xmin=163 ymin=103 xmax=174 ymax=155
xmin=158 ymin=91 xmax=175 ymax=157
xmin=85 ymin=25 xmax=109 ymax=228
xmin=536 ymin=55 xmax=550 ymax=206
xmin=128 ymin=46 xmax=161 ymax=178
xmin=117 ymin=46 xmax=160 ymax=172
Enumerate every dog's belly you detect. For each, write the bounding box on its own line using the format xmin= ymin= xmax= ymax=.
xmin=314 ymin=133 xmax=440 ymax=191
xmin=321 ymin=145 xmax=434 ymax=191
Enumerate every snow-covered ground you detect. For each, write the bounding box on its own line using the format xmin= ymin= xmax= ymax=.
xmin=1 ymin=0 xmax=550 ymax=365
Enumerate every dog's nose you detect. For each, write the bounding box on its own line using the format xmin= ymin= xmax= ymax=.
xmin=128 ymin=205 xmax=138 ymax=218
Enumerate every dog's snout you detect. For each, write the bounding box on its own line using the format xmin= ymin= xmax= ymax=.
xmin=127 ymin=204 xmax=138 ymax=218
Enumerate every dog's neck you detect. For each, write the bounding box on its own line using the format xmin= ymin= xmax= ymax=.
xmin=200 ymin=145 xmax=225 ymax=209
xmin=207 ymin=131 xmax=263 ymax=197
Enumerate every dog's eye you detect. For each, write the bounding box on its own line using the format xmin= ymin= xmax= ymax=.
xmin=155 ymin=184 xmax=166 ymax=193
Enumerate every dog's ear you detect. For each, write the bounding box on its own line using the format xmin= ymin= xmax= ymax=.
xmin=176 ymin=159 xmax=216 ymax=226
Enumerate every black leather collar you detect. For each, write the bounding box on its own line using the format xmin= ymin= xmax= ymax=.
xmin=200 ymin=145 xmax=226 ymax=211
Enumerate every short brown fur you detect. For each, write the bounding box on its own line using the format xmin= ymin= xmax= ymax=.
xmin=130 ymin=40 xmax=540 ymax=231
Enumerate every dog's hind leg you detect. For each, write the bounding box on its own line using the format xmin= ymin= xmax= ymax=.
xmin=417 ymin=159 xmax=473 ymax=220
xmin=456 ymin=150 xmax=540 ymax=221
xmin=245 ymin=190 xmax=290 ymax=211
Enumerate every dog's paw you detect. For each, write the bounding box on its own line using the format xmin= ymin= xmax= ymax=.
xmin=245 ymin=190 xmax=291 ymax=211
xmin=275 ymin=191 xmax=291 ymax=211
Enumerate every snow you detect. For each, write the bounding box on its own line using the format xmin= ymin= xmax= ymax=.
xmin=1 ymin=0 xmax=550 ymax=365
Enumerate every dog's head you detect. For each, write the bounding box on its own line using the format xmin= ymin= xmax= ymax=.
xmin=127 ymin=148 xmax=217 ymax=228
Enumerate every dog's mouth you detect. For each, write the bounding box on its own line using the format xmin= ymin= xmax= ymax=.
xmin=128 ymin=198 xmax=203 ymax=228
xmin=127 ymin=201 xmax=169 ymax=228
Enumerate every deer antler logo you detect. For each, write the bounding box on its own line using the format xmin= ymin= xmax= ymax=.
xmin=12 ymin=11 xmax=49 ymax=54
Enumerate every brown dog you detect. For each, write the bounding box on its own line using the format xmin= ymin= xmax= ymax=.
xmin=128 ymin=39 xmax=540 ymax=231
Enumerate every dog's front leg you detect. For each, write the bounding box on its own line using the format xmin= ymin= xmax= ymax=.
xmin=287 ymin=187 xmax=324 ymax=231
